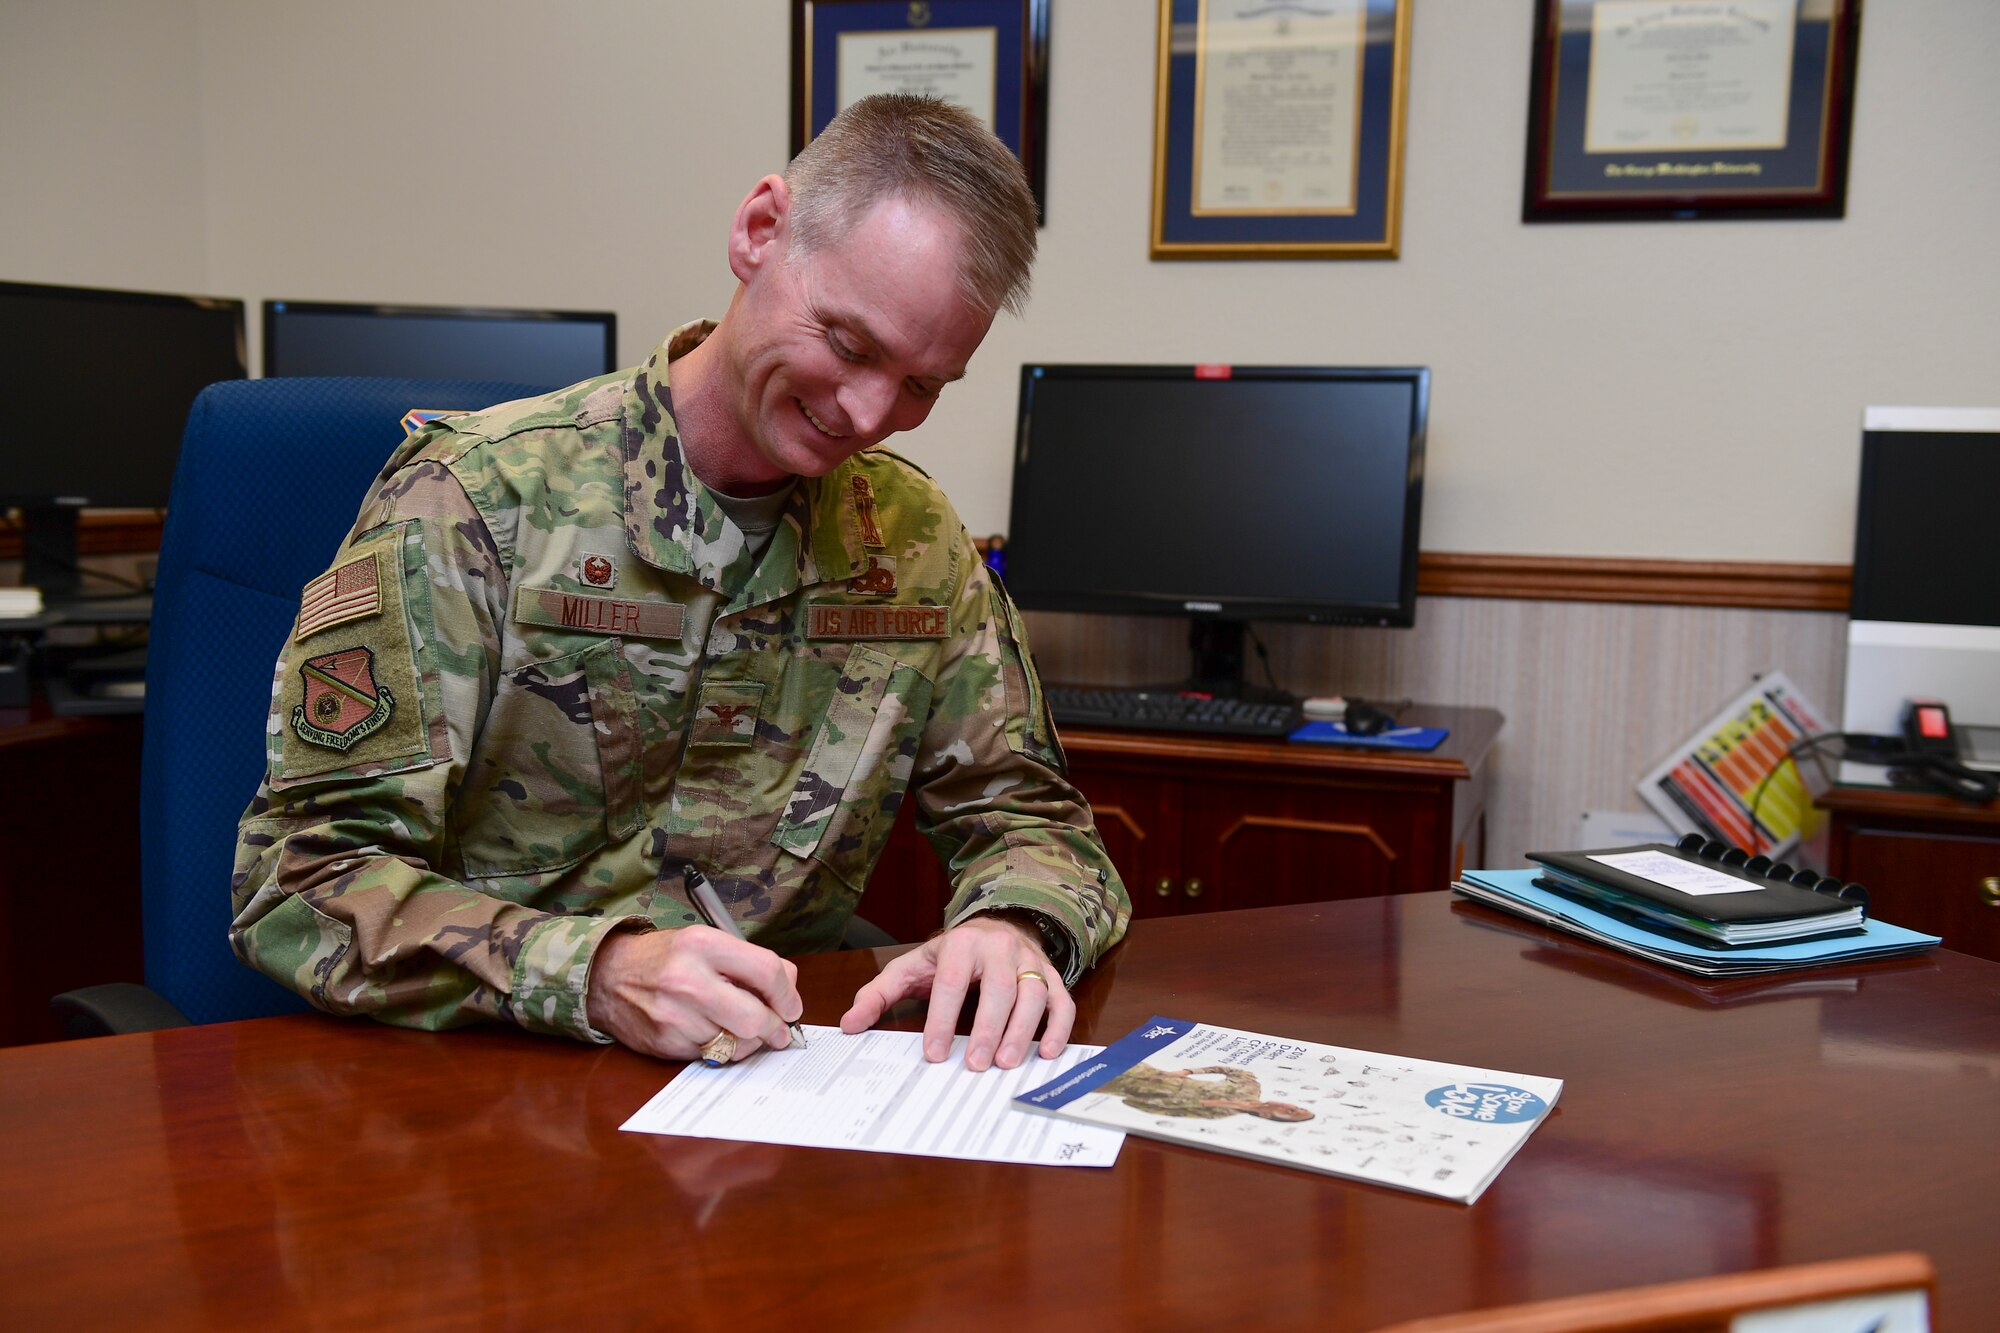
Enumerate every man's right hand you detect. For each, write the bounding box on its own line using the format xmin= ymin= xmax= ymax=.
xmin=585 ymin=927 xmax=803 ymax=1062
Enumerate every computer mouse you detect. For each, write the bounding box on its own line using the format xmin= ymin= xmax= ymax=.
xmin=1344 ymin=700 xmax=1396 ymax=736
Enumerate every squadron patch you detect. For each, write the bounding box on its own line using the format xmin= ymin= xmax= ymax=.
xmin=296 ymin=552 xmax=380 ymax=641
xmin=292 ymin=646 xmax=395 ymax=752
xmin=807 ymin=602 xmax=949 ymax=640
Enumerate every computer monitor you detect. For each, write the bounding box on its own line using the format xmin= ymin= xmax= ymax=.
xmin=262 ymin=300 xmax=617 ymax=384
xmin=1840 ymin=406 xmax=2000 ymax=778
xmin=1003 ymin=363 xmax=1429 ymax=697
xmin=1 ymin=279 xmax=247 ymax=594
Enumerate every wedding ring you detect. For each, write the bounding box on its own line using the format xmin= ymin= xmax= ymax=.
xmin=1016 ymin=969 xmax=1047 ymax=986
xmin=698 ymin=1031 xmax=738 ymax=1066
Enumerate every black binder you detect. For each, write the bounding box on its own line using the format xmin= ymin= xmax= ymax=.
xmin=1526 ymin=838 xmax=1868 ymax=945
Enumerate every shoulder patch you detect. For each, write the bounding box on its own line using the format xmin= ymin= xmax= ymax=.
xmin=270 ymin=521 xmax=441 ymax=787
xmin=297 ymin=552 xmax=380 ymax=641
xmin=292 ymin=646 xmax=396 ymax=751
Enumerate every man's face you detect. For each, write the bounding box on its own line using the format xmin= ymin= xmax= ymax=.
xmin=727 ymin=193 xmax=994 ymax=486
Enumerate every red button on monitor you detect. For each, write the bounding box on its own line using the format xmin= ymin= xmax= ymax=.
xmin=1917 ymin=705 xmax=1949 ymax=739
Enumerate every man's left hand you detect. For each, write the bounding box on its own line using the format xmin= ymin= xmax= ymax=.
xmin=838 ymin=914 xmax=1073 ymax=1071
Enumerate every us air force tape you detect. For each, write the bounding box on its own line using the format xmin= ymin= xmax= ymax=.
xmin=806 ymin=603 xmax=948 ymax=640
xmin=514 ymin=587 xmax=685 ymax=639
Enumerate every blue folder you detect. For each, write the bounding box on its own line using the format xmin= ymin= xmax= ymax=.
xmin=1454 ymin=869 xmax=1940 ymax=977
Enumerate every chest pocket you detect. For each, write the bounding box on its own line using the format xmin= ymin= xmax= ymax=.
xmin=455 ymin=636 xmax=644 ymax=877
xmin=771 ymin=644 xmax=930 ymax=892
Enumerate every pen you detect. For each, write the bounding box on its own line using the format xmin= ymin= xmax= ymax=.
xmin=679 ymin=862 xmax=808 ymax=1052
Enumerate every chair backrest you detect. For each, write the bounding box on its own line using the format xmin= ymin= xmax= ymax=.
xmin=140 ymin=376 xmax=553 ymax=1024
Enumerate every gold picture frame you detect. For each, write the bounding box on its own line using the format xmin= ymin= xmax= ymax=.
xmin=1151 ymin=0 xmax=1412 ymax=259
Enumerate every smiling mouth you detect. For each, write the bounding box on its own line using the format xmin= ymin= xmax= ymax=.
xmin=798 ymin=399 xmax=847 ymax=438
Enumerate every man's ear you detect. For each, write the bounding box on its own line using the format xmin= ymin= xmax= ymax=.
xmin=728 ymin=175 xmax=791 ymax=283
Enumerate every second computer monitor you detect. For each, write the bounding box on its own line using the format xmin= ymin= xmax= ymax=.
xmin=263 ymin=300 xmax=617 ymax=385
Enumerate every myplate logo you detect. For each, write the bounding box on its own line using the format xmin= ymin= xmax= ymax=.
xmin=1425 ymin=1082 xmax=1547 ymax=1124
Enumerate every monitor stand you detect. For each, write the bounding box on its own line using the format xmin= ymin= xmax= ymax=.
xmin=15 ymin=505 xmax=84 ymax=598
xmin=1165 ymin=619 xmax=1295 ymax=705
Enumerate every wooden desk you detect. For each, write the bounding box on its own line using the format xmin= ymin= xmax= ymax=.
xmin=4 ymin=895 xmax=1997 ymax=1330
xmin=869 ymin=704 xmax=1501 ymax=942
xmin=1817 ymin=783 xmax=2000 ymax=963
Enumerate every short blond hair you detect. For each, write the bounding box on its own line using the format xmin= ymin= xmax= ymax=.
xmin=785 ymin=94 xmax=1038 ymax=317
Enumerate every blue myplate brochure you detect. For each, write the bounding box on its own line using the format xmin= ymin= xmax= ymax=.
xmin=1015 ymin=1017 xmax=1562 ymax=1204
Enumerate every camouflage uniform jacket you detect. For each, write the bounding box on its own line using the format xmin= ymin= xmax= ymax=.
xmin=231 ymin=322 xmax=1131 ymax=1042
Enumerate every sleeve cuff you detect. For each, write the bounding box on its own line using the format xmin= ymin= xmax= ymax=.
xmin=511 ymin=913 xmax=652 ymax=1043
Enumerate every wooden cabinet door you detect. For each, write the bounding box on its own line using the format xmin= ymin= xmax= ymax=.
xmin=865 ymin=760 xmax=1184 ymax=938
xmin=1836 ymin=826 xmax=2000 ymax=962
xmin=1064 ymin=761 xmax=1185 ymax=919
xmin=1177 ymin=778 xmax=1449 ymax=910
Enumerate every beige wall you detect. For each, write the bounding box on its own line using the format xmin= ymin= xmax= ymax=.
xmin=4 ymin=1 xmax=1990 ymax=858
xmin=6 ymin=0 xmax=1995 ymax=556
xmin=2 ymin=0 xmax=208 ymax=289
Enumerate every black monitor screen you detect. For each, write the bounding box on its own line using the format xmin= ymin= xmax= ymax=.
xmin=0 ymin=280 xmax=246 ymax=508
xmin=1005 ymin=365 xmax=1428 ymax=628
xmin=1852 ymin=422 xmax=2000 ymax=627
xmin=264 ymin=301 xmax=616 ymax=384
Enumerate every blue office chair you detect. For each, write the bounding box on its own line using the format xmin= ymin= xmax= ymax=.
xmin=53 ymin=377 xmax=553 ymax=1033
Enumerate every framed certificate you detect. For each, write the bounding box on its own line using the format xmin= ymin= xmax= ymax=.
xmin=1151 ymin=0 xmax=1412 ymax=260
xmin=1524 ymin=0 xmax=1862 ymax=222
xmin=791 ymin=0 xmax=1049 ymax=222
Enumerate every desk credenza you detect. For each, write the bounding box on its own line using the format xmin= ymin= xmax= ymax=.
xmin=1817 ymin=784 xmax=2000 ymax=963
xmin=868 ymin=703 xmax=1501 ymax=942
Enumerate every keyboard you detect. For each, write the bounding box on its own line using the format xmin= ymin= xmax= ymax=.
xmin=1045 ymin=685 xmax=1302 ymax=738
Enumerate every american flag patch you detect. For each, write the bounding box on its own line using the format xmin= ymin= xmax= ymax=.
xmin=297 ymin=553 xmax=381 ymax=640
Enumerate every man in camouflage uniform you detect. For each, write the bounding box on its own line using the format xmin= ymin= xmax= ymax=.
xmin=231 ymin=94 xmax=1129 ymax=1072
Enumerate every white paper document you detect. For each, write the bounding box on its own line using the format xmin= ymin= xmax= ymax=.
xmin=1587 ymin=849 xmax=1761 ymax=896
xmin=620 ymin=1026 xmax=1125 ymax=1168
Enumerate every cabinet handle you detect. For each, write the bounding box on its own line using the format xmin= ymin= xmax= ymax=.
xmin=1981 ymin=877 xmax=2000 ymax=908
xmin=1185 ymin=878 xmax=1204 ymax=900
xmin=1156 ymin=877 xmax=1174 ymax=899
